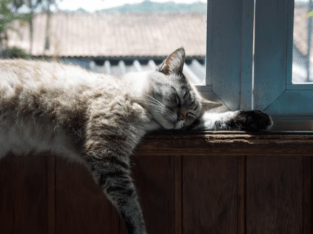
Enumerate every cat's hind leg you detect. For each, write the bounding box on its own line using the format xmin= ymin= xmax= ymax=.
xmin=88 ymin=157 xmax=147 ymax=234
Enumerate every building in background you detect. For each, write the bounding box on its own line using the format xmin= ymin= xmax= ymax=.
xmin=6 ymin=12 xmax=207 ymax=84
xmin=293 ymin=2 xmax=313 ymax=83
xmin=5 ymin=1 xmax=313 ymax=84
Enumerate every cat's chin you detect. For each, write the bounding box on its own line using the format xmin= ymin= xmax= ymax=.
xmin=174 ymin=120 xmax=185 ymax=130
xmin=147 ymin=117 xmax=175 ymax=130
xmin=159 ymin=121 xmax=185 ymax=130
xmin=161 ymin=122 xmax=176 ymax=130
xmin=143 ymin=119 xmax=165 ymax=132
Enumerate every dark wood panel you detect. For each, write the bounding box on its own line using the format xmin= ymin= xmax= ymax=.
xmin=47 ymin=156 xmax=56 ymax=234
xmin=121 ymin=156 xmax=177 ymax=234
xmin=237 ymin=156 xmax=246 ymax=234
xmin=174 ymin=156 xmax=182 ymax=234
xmin=0 ymin=153 xmax=49 ymax=234
xmin=246 ymin=157 xmax=302 ymax=234
xmin=0 ymin=154 xmax=15 ymax=234
xmin=55 ymin=158 xmax=120 ymax=234
xmin=182 ymin=156 xmax=238 ymax=234
xmin=1 ymin=139 xmax=312 ymax=234
xmin=303 ymin=157 xmax=312 ymax=234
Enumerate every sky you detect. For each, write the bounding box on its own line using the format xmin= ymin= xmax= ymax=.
xmin=56 ymin=0 xmax=206 ymax=13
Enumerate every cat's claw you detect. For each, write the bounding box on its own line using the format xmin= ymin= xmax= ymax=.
xmin=233 ymin=110 xmax=273 ymax=131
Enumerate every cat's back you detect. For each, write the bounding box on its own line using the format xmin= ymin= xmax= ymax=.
xmin=0 ymin=60 xmax=120 ymax=160
xmin=0 ymin=59 xmax=108 ymax=97
xmin=0 ymin=60 xmax=122 ymax=113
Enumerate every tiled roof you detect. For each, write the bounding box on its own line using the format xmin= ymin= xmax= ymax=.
xmin=6 ymin=8 xmax=312 ymax=60
xmin=7 ymin=12 xmax=206 ymax=57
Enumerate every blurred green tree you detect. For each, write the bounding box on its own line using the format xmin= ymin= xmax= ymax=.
xmin=0 ymin=0 xmax=31 ymax=58
xmin=0 ymin=0 xmax=60 ymax=58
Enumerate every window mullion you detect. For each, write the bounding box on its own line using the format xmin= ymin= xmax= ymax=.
xmin=206 ymin=0 xmax=253 ymax=111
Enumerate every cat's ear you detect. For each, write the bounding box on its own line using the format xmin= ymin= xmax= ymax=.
xmin=201 ymin=99 xmax=223 ymax=111
xmin=158 ymin=47 xmax=185 ymax=75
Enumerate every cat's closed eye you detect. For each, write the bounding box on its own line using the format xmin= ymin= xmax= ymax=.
xmin=183 ymin=91 xmax=191 ymax=100
xmin=175 ymin=94 xmax=181 ymax=106
xmin=187 ymin=111 xmax=197 ymax=119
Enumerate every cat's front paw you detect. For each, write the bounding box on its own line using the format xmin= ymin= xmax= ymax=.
xmin=233 ymin=110 xmax=273 ymax=131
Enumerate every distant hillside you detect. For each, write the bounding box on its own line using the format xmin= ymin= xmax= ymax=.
xmin=98 ymin=1 xmax=207 ymax=13
xmin=76 ymin=8 xmax=88 ymax=13
xmin=61 ymin=8 xmax=88 ymax=13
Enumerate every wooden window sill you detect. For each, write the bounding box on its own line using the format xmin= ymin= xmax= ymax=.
xmin=136 ymin=131 xmax=313 ymax=156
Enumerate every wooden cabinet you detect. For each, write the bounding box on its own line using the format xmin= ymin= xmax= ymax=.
xmin=0 ymin=132 xmax=312 ymax=234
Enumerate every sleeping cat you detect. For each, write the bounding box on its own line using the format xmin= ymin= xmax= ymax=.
xmin=0 ymin=48 xmax=272 ymax=234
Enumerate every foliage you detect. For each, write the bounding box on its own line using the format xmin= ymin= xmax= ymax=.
xmin=0 ymin=0 xmax=60 ymax=58
xmin=0 ymin=0 xmax=31 ymax=34
xmin=5 ymin=47 xmax=32 ymax=58
xmin=0 ymin=0 xmax=32 ymax=58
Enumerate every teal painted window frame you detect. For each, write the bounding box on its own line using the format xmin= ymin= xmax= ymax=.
xmin=202 ymin=0 xmax=254 ymax=112
xmin=254 ymin=0 xmax=313 ymax=118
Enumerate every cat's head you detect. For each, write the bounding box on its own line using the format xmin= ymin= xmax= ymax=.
xmin=144 ymin=47 xmax=221 ymax=130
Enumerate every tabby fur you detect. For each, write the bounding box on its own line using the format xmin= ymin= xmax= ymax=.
xmin=0 ymin=48 xmax=272 ymax=234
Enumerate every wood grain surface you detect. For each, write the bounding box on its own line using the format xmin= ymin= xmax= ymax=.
xmin=182 ymin=156 xmax=238 ymax=234
xmin=55 ymin=157 xmax=120 ymax=234
xmin=0 ymin=153 xmax=49 ymax=234
xmin=126 ymin=156 xmax=177 ymax=234
xmin=246 ymin=157 xmax=303 ymax=234
xmin=0 ymin=134 xmax=312 ymax=234
xmin=303 ymin=157 xmax=312 ymax=234
xmin=136 ymin=132 xmax=313 ymax=156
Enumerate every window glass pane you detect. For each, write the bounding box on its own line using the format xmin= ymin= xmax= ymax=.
xmin=3 ymin=0 xmax=207 ymax=85
xmin=293 ymin=0 xmax=313 ymax=83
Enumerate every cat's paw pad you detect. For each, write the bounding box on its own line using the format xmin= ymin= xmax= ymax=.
xmin=234 ymin=110 xmax=273 ymax=131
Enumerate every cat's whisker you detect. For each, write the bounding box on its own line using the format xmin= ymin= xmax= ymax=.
xmin=146 ymin=99 xmax=169 ymax=112
xmin=146 ymin=99 xmax=162 ymax=107
xmin=146 ymin=96 xmax=177 ymax=121
xmin=146 ymin=95 xmax=165 ymax=108
xmin=147 ymin=101 xmax=175 ymax=119
xmin=146 ymin=101 xmax=162 ymax=109
xmin=146 ymin=102 xmax=164 ymax=112
xmin=146 ymin=99 xmax=176 ymax=122
xmin=145 ymin=98 xmax=160 ymax=106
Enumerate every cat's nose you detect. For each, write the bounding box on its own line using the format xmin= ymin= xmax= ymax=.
xmin=177 ymin=113 xmax=184 ymax=121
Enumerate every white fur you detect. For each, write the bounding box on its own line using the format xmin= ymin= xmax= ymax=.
xmin=197 ymin=111 xmax=239 ymax=130
xmin=0 ymin=119 xmax=85 ymax=164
